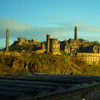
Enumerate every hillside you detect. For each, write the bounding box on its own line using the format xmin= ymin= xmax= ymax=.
xmin=0 ymin=53 xmax=100 ymax=76
xmin=0 ymin=53 xmax=79 ymax=74
xmin=1 ymin=37 xmax=100 ymax=76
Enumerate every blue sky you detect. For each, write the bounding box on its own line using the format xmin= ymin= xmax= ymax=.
xmin=0 ymin=0 xmax=100 ymax=48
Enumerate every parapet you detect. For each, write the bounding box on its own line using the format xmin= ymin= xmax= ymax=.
xmin=50 ymin=39 xmax=58 ymax=44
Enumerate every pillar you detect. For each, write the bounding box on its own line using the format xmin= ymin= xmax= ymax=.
xmin=6 ymin=29 xmax=9 ymax=52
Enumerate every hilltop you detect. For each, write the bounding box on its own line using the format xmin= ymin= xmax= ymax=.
xmin=2 ymin=37 xmax=41 ymax=53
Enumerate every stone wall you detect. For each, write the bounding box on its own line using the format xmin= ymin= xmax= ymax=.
xmin=76 ymin=53 xmax=100 ymax=65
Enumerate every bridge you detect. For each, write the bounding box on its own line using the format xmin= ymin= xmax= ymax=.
xmin=0 ymin=74 xmax=100 ymax=100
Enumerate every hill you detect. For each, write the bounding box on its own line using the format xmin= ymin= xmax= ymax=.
xmin=0 ymin=53 xmax=100 ymax=76
xmin=0 ymin=53 xmax=81 ymax=75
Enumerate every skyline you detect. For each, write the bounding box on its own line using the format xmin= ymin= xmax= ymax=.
xmin=0 ymin=0 xmax=100 ymax=48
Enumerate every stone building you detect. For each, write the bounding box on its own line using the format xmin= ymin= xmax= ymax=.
xmin=77 ymin=45 xmax=100 ymax=53
xmin=68 ymin=40 xmax=79 ymax=54
xmin=17 ymin=37 xmax=40 ymax=45
xmin=77 ymin=53 xmax=100 ymax=65
xmin=46 ymin=35 xmax=61 ymax=55
xmin=18 ymin=37 xmax=26 ymax=45
xmin=28 ymin=39 xmax=39 ymax=44
xmin=76 ymin=45 xmax=100 ymax=65
xmin=93 ymin=45 xmax=100 ymax=53
xmin=59 ymin=26 xmax=100 ymax=65
xmin=64 ymin=45 xmax=71 ymax=54
xmin=50 ymin=39 xmax=60 ymax=55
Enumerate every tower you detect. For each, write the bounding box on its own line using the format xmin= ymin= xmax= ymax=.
xmin=74 ymin=26 xmax=77 ymax=40
xmin=47 ymin=34 xmax=51 ymax=53
xmin=6 ymin=29 xmax=9 ymax=52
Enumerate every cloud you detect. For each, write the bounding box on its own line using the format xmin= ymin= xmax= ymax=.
xmin=1 ymin=18 xmax=100 ymax=49
xmin=0 ymin=19 xmax=34 ymax=31
xmin=79 ymin=25 xmax=100 ymax=32
xmin=49 ymin=20 xmax=100 ymax=33
xmin=47 ymin=16 xmax=100 ymax=33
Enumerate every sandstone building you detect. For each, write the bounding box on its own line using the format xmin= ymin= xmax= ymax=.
xmin=42 ymin=26 xmax=100 ymax=65
xmin=17 ymin=37 xmax=40 ymax=45
xmin=76 ymin=45 xmax=100 ymax=65
xmin=41 ymin=35 xmax=61 ymax=55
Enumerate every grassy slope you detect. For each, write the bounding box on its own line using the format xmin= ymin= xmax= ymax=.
xmin=0 ymin=53 xmax=100 ymax=76
xmin=0 ymin=63 xmax=11 ymax=74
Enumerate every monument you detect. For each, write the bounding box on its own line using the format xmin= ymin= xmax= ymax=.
xmin=74 ymin=26 xmax=77 ymax=40
xmin=6 ymin=29 xmax=9 ymax=52
xmin=47 ymin=35 xmax=51 ymax=53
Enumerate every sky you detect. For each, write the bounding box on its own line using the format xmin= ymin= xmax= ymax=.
xmin=0 ymin=0 xmax=100 ymax=48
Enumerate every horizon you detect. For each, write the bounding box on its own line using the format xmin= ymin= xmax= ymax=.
xmin=0 ymin=0 xmax=100 ymax=48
